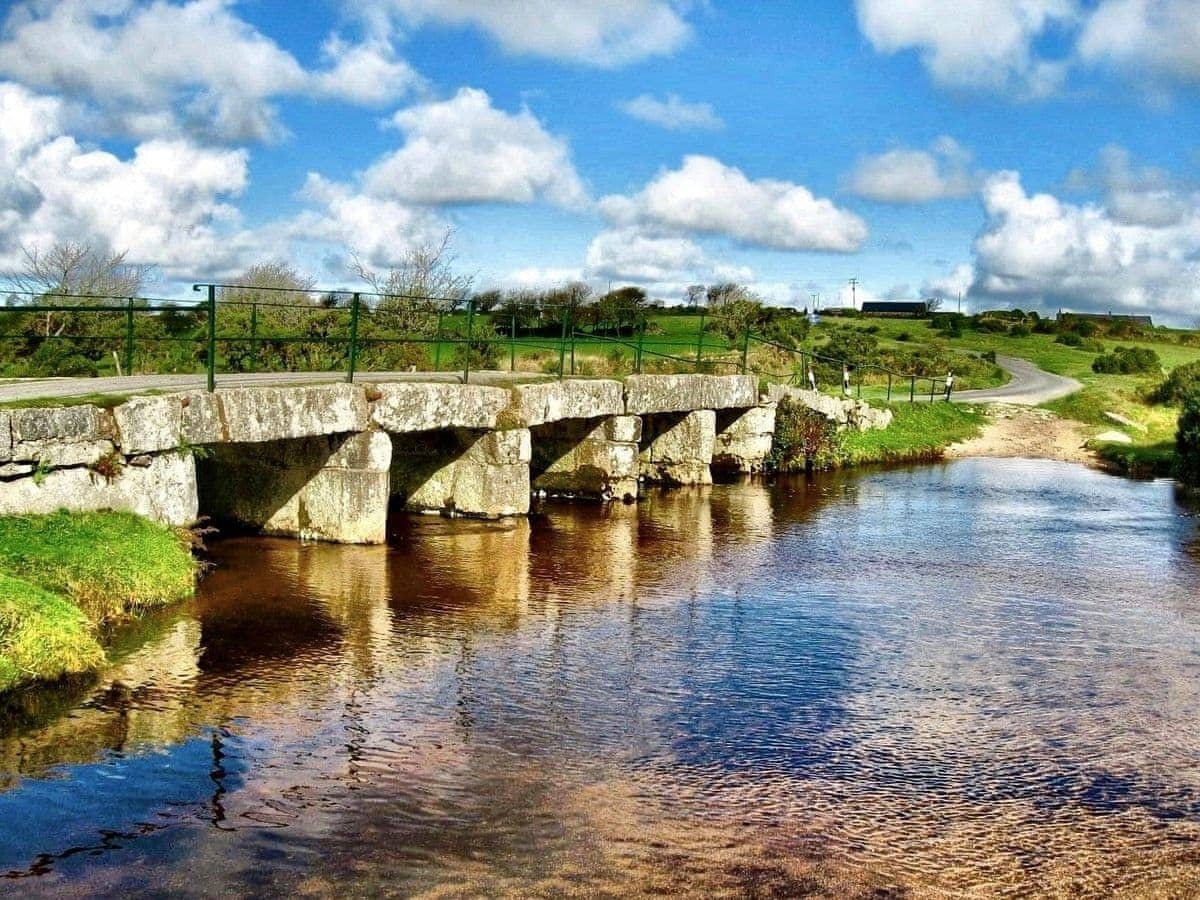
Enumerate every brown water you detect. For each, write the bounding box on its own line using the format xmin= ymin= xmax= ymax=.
xmin=1 ymin=458 xmax=1199 ymax=898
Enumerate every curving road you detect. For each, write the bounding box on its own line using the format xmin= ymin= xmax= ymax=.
xmin=0 ymin=355 xmax=1079 ymax=407
xmin=948 ymin=355 xmax=1081 ymax=405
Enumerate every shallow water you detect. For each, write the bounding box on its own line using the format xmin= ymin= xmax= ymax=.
xmin=1 ymin=458 xmax=1198 ymax=897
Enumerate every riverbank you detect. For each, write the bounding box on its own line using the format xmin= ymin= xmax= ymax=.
xmin=946 ymin=405 xmax=1096 ymax=467
xmin=0 ymin=511 xmax=197 ymax=693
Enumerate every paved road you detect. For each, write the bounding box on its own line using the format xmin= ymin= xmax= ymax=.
xmin=0 ymin=370 xmax=543 ymax=404
xmin=0 ymin=355 xmax=1079 ymax=407
xmin=948 ymin=355 xmax=1081 ymax=405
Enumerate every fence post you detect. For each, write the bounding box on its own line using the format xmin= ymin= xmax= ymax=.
xmin=346 ymin=293 xmax=360 ymax=383
xmin=557 ymin=306 xmax=569 ymax=379
xmin=249 ymin=302 xmax=259 ymax=368
xmin=463 ymin=299 xmax=475 ymax=383
xmin=635 ymin=321 xmax=645 ymax=374
xmin=124 ymin=298 xmax=135 ymax=376
xmin=206 ymin=284 xmax=216 ymax=392
xmin=740 ymin=328 xmax=750 ymax=374
xmin=509 ymin=314 xmax=517 ymax=372
xmin=695 ymin=309 xmax=706 ymax=371
xmin=930 ymin=378 xmax=936 ymax=402
xmin=433 ymin=309 xmax=444 ymax=371
xmin=569 ymin=305 xmax=576 ymax=376
xmin=887 ymin=371 xmax=892 ymax=403
xmin=910 ymin=375 xmax=916 ymax=403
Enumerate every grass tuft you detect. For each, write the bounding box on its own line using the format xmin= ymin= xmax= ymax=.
xmin=840 ymin=403 xmax=986 ymax=466
xmin=0 ymin=573 xmax=105 ymax=693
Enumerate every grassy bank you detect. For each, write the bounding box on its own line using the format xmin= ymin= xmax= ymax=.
xmin=840 ymin=403 xmax=986 ymax=466
xmin=0 ymin=511 xmax=197 ymax=693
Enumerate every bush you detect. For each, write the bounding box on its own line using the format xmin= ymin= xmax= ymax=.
xmin=1091 ymin=346 xmax=1161 ymax=375
xmin=768 ymin=399 xmax=842 ymax=472
xmin=1152 ymin=361 xmax=1200 ymax=405
xmin=982 ymin=350 xmax=997 ymax=363
xmin=1177 ymin=390 xmax=1200 ymax=485
xmin=896 ymin=331 xmax=910 ymax=342
xmin=1009 ymin=324 xmax=1032 ymax=337
xmin=1056 ymin=332 xmax=1083 ymax=347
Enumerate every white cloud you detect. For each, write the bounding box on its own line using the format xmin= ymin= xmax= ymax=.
xmin=0 ymin=0 xmax=421 ymax=142
xmin=371 ymin=0 xmax=691 ymax=67
xmin=363 ymin=88 xmax=587 ymax=208
xmin=1078 ymin=0 xmax=1200 ymax=85
xmin=969 ymin=170 xmax=1200 ymax=317
xmin=585 ymin=227 xmax=706 ymax=282
xmin=599 ymin=155 xmax=868 ymax=253
xmin=617 ymin=93 xmax=722 ymax=131
xmin=293 ymin=174 xmax=450 ymax=269
xmin=848 ymin=136 xmax=977 ymax=203
xmin=311 ymin=36 xmax=424 ymax=106
xmin=854 ymin=0 xmax=1076 ymax=96
xmin=922 ymin=263 xmax=974 ymax=300
xmin=0 ymin=81 xmax=250 ymax=275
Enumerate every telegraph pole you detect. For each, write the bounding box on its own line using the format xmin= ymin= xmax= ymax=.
xmin=810 ymin=291 xmax=820 ymax=312
xmin=848 ymin=277 xmax=859 ymax=310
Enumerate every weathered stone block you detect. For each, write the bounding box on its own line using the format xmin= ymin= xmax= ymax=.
xmin=639 ymin=409 xmax=716 ymax=485
xmin=326 ymin=430 xmax=392 ymax=470
xmin=0 ymin=452 xmax=198 ymax=525
xmin=530 ymin=416 xmax=639 ymax=502
xmin=605 ymin=415 xmax=642 ymax=444
xmin=767 ymin=386 xmax=892 ymax=432
xmin=508 ymin=380 xmax=624 ymax=426
xmin=714 ymin=405 xmax=777 ymax=474
xmin=624 ymin=374 xmax=757 ymax=415
xmin=113 ymin=395 xmax=183 ymax=455
xmin=220 ymin=384 xmax=369 ymax=443
xmin=370 ymin=383 xmax=511 ymax=433
xmin=0 ymin=411 xmax=10 ymax=462
xmin=391 ymin=429 xmax=530 ymax=518
xmin=179 ymin=392 xmax=224 ymax=445
xmin=10 ymin=404 xmax=112 ymax=445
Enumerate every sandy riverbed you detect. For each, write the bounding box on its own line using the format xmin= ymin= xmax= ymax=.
xmin=946 ymin=404 xmax=1097 ymax=467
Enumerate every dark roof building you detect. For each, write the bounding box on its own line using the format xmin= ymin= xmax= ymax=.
xmin=861 ymin=300 xmax=929 ymax=317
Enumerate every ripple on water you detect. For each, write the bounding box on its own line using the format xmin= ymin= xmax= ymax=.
xmin=0 ymin=458 xmax=1198 ymax=897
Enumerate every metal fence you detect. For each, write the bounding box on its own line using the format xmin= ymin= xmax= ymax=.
xmin=0 ymin=284 xmax=953 ymax=402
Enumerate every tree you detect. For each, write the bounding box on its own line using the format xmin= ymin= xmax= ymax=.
xmin=348 ymin=230 xmax=473 ymax=335
xmin=685 ymin=284 xmax=705 ymax=308
xmin=594 ymin=286 xmax=648 ymax=336
xmin=471 ymin=289 xmax=502 ymax=313
xmin=8 ymin=241 xmax=154 ymax=336
xmin=219 ymin=262 xmax=317 ymax=309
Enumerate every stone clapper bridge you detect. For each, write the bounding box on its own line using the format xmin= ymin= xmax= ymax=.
xmin=0 ymin=375 xmax=891 ymax=544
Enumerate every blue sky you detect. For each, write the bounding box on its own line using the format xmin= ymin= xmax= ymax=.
xmin=0 ymin=1 xmax=1197 ymax=321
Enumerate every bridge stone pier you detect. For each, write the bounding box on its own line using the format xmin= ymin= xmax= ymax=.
xmin=0 ymin=372 xmax=891 ymax=545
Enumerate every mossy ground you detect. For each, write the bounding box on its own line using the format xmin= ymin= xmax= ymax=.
xmin=839 ymin=403 xmax=986 ymax=466
xmin=0 ymin=510 xmax=197 ymax=694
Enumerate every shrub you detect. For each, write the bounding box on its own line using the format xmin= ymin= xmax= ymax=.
xmin=768 ymin=399 xmax=842 ymax=472
xmin=1177 ymin=390 xmax=1200 ymax=485
xmin=1091 ymin=346 xmax=1161 ymax=375
xmin=1152 ymin=360 xmax=1200 ymax=405
xmin=1056 ymin=332 xmax=1083 ymax=347
xmin=1009 ymin=324 xmax=1032 ymax=337
xmin=896 ymin=331 xmax=910 ymax=342
xmin=982 ymin=350 xmax=997 ymax=363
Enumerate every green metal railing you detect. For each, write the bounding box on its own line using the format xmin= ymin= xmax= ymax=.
xmin=0 ymin=285 xmax=954 ymax=402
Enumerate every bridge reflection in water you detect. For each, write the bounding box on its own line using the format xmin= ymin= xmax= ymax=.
xmin=0 ymin=460 xmax=1199 ymax=897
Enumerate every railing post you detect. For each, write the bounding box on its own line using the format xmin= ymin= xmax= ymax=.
xmin=509 ymin=314 xmax=517 ymax=372
xmin=124 ymin=298 xmax=135 ymax=376
xmin=463 ymin=299 xmax=475 ymax=383
xmin=206 ymin=284 xmax=216 ymax=392
xmin=930 ymin=378 xmax=936 ymax=402
xmin=635 ymin=320 xmax=645 ymax=374
xmin=695 ymin=309 xmax=706 ymax=371
xmin=910 ymin=375 xmax=916 ymax=403
xmin=887 ymin=371 xmax=892 ymax=403
xmin=249 ymin=302 xmax=259 ymax=368
xmin=557 ymin=305 xmax=569 ymax=379
xmin=433 ymin=309 xmax=444 ymax=371
xmin=740 ymin=328 xmax=750 ymax=374
xmin=346 ymin=293 xmax=360 ymax=383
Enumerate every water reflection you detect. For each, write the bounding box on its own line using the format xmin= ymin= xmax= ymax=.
xmin=0 ymin=459 xmax=1198 ymax=897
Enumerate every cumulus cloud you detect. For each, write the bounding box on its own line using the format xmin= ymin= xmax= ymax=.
xmin=848 ymin=136 xmax=978 ymax=203
xmin=1078 ymin=0 xmax=1200 ymax=85
xmin=854 ymin=0 xmax=1076 ymax=97
xmin=922 ymin=263 xmax=974 ymax=300
xmin=584 ymin=227 xmax=706 ymax=282
xmin=617 ymin=93 xmax=723 ymax=131
xmin=0 ymin=0 xmax=421 ymax=142
xmin=368 ymin=0 xmax=691 ymax=67
xmin=363 ymin=88 xmax=587 ymax=208
xmin=599 ymin=155 xmax=868 ymax=253
xmin=0 ymin=81 xmax=250 ymax=274
xmin=969 ymin=170 xmax=1200 ymax=317
xmin=1065 ymin=144 xmax=1191 ymax=228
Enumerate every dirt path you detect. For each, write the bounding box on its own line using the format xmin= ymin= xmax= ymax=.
xmin=946 ymin=404 xmax=1097 ymax=466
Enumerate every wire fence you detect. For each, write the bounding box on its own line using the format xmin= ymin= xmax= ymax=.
xmin=0 ymin=284 xmax=954 ymax=402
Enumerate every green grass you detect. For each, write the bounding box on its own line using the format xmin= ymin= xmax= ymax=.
xmin=0 ymin=511 xmax=197 ymax=624
xmin=840 ymin=402 xmax=987 ymax=466
xmin=0 ymin=573 xmax=105 ymax=693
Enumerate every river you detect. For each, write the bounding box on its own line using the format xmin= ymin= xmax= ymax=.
xmin=0 ymin=458 xmax=1198 ymax=897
